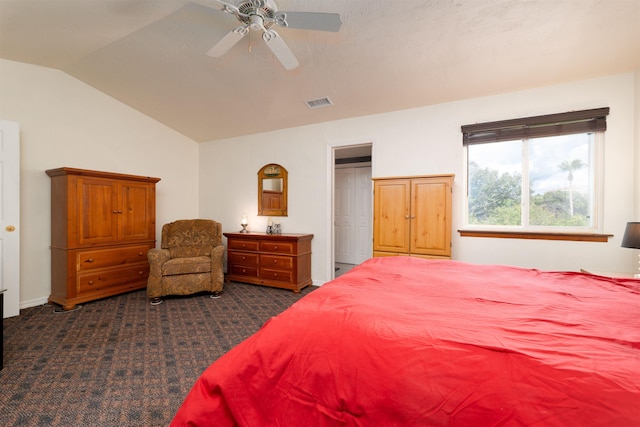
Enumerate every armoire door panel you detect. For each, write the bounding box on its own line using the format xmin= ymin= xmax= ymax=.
xmin=120 ymin=184 xmax=154 ymax=241
xmin=77 ymin=177 xmax=119 ymax=246
xmin=411 ymin=179 xmax=450 ymax=256
xmin=373 ymin=179 xmax=410 ymax=253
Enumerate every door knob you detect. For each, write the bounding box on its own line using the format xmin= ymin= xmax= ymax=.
xmin=5 ymin=225 xmax=15 ymax=232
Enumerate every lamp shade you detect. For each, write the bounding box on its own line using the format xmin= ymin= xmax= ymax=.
xmin=621 ymin=222 xmax=640 ymax=249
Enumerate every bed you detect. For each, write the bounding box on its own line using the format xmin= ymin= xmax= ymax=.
xmin=171 ymin=257 xmax=640 ymax=426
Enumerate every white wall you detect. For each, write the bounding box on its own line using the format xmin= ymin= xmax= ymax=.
xmin=2 ymin=58 xmax=637 ymax=307
xmin=0 ymin=59 xmax=200 ymax=307
xmin=200 ymin=72 xmax=639 ymax=283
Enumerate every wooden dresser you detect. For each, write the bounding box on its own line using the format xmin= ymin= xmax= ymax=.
xmin=224 ymin=232 xmax=313 ymax=292
xmin=46 ymin=167 xmax=160 ymax=310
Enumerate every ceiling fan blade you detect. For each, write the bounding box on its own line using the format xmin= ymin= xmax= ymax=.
xmin=262 ymin=30 xmax=299 ymax=70
xmin=274 ymin=11 xmax=342 ymax=32
xmin=206 ymin=26 xmax=249 ymax=57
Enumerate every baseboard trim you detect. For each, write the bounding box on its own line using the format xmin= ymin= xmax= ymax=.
xmin=20 ymin=296 xmax=49 ymax=310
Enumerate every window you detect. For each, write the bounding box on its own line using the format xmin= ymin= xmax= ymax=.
xmin=461 ymin=108 xmax=609 ymax=238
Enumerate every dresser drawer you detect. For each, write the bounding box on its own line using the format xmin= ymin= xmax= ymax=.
xmin=78 ymin=264 xmax=149 ymax=294
xmin=228 ymin=251 xmax=259 ymax=267
xmin=259 ymin=241 xmax=294 ymax=255
xmin=259 ymin=268 xmax=293 ymax=283
xmin=228 ymin=239 xmax=260 ymax=252
xmin=229 ymin=265 xmax=259 ymax=278
xmin=260 ymin=254 xmax=293 ymax=270
xmin=77 ymin=245 xmax=151 ymax=272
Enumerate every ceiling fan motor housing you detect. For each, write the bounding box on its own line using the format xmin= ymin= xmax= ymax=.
xmin=238 ymin=1 xmax=276 ymax=29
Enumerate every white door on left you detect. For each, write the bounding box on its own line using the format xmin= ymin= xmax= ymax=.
xmin=0 ymin=120 xmax=20 ymax=318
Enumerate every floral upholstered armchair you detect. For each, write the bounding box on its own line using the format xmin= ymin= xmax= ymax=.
xmin=147 ymin=219 xmax=224 ymax=305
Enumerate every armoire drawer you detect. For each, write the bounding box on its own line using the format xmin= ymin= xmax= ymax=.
xmin=78 ymin=264 xmax=149 ymax=294
xmin=77 ymin=244 xmax=152 ymax=272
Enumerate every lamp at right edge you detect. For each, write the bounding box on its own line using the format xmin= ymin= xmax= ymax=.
xmin=621 ymin=222 xmax=640 ymax=278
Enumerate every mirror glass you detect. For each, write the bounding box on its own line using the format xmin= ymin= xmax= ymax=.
xmin=258 ymin=164 xmax=287 ymax=216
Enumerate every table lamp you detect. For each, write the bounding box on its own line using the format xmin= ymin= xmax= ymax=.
xmin=240 ymin=214 xmax=249 ymax=233
xmin=621 ymin=222 xmax=640 ymax=278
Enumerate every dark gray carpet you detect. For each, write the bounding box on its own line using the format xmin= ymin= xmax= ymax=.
xmin=0 ymin=282 xmax=314 ymax=426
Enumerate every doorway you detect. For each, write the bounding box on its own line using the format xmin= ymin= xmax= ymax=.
xmin=333 ymin=144 xmax=372 ymax=278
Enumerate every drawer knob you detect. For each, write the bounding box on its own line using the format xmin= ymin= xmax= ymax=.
xmin=138 ymin=271 xmax=143 ymax=275
xmin=88 ymin=280 xmax=94 ymax=285
xmin=242 ymin=268 xmax=246 ymax=273
xmin=273 ymin=260 xmax=278 ymax=264
xmin=138 ymin=252 xmax=143 ymax=256
xmin=86 ymin=258 xmax=95 ymax=263
xmin=242 ymin=256 xmax=246 ymax=260
xmin=274 ymin=245 xmax=278 ymax=249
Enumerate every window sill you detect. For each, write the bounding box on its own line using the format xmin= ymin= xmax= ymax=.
xmin=458 ymin=230 xmax=612 ymax=242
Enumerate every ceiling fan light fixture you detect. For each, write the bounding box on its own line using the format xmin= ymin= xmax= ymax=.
xmin=249 ymin=14 xmax=265 ymax=31
xmin=305 ymin=97 xmax=334 ymax=109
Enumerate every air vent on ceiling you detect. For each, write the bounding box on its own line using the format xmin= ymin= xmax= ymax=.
xmin=305 ymin=97 xmax=334 ymax=109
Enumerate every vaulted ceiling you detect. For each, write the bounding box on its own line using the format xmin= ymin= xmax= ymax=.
xmin=1 ymin=0 xmax=638 ymax=142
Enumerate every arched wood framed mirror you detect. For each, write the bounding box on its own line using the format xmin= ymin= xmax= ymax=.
xmin=258 ymin=163 xmax=288 ymax=216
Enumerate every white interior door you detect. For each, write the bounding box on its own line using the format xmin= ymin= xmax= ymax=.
xmin=335 ymin=166 xmax=372 ymax=265
xmin=354 ymin=167 xmax=372 ymax=264
xmin=334 ymin=168 xmax=355 ymax=264
xmin=0 ymin=120 xmax=20 ymax=318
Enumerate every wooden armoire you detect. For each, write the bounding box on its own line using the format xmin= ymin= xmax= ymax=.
xmin=373 ymin=175 xmax=453 ymax=259
xmin=46 ymin=167 xmax=160 ymax=310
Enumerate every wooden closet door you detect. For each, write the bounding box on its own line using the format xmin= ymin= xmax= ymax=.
xmin=410 ymin=177 xmax=452 ymax=257
xmin=373 ymin=179 xmax=411 ymax=254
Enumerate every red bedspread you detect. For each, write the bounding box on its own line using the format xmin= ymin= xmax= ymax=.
xmin=171 ymin=257 xmax=640 ymax=426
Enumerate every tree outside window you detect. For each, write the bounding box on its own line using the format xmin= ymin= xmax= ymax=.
xmin=467 ymin=133 xmax=594 ymax=229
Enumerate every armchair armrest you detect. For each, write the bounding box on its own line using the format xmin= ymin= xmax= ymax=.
xmin=147 ymin=248 xmax=170 ymax=298
xmin=210 ymin=245 xmax=225 ymax=293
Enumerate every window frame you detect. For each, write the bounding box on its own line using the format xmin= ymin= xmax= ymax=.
xmin=459 ymin=108 xmax=611 ymax=242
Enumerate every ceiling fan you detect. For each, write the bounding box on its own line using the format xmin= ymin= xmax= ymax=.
xmin=205 ymin=0 xmax=342 ymax=70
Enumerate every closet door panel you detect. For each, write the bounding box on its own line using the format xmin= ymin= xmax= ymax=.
xmin=373 ymin=179 xmax=410 ymax=253
xmin=411 ymin=178 xmax=451 ymax=257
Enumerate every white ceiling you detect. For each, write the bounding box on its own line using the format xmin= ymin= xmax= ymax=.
xmin=1 ymin=0 xmax=639 ymax=142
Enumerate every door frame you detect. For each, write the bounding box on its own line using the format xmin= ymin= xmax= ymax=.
xmin=1 ymin=120 xmax=20 ymax=318
xmin=325 ymin=139 xmax=374 ymax=282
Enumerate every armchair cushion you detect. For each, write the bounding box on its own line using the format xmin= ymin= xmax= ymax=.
xmin=162 ymin=256 xmax=212 ymax=276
